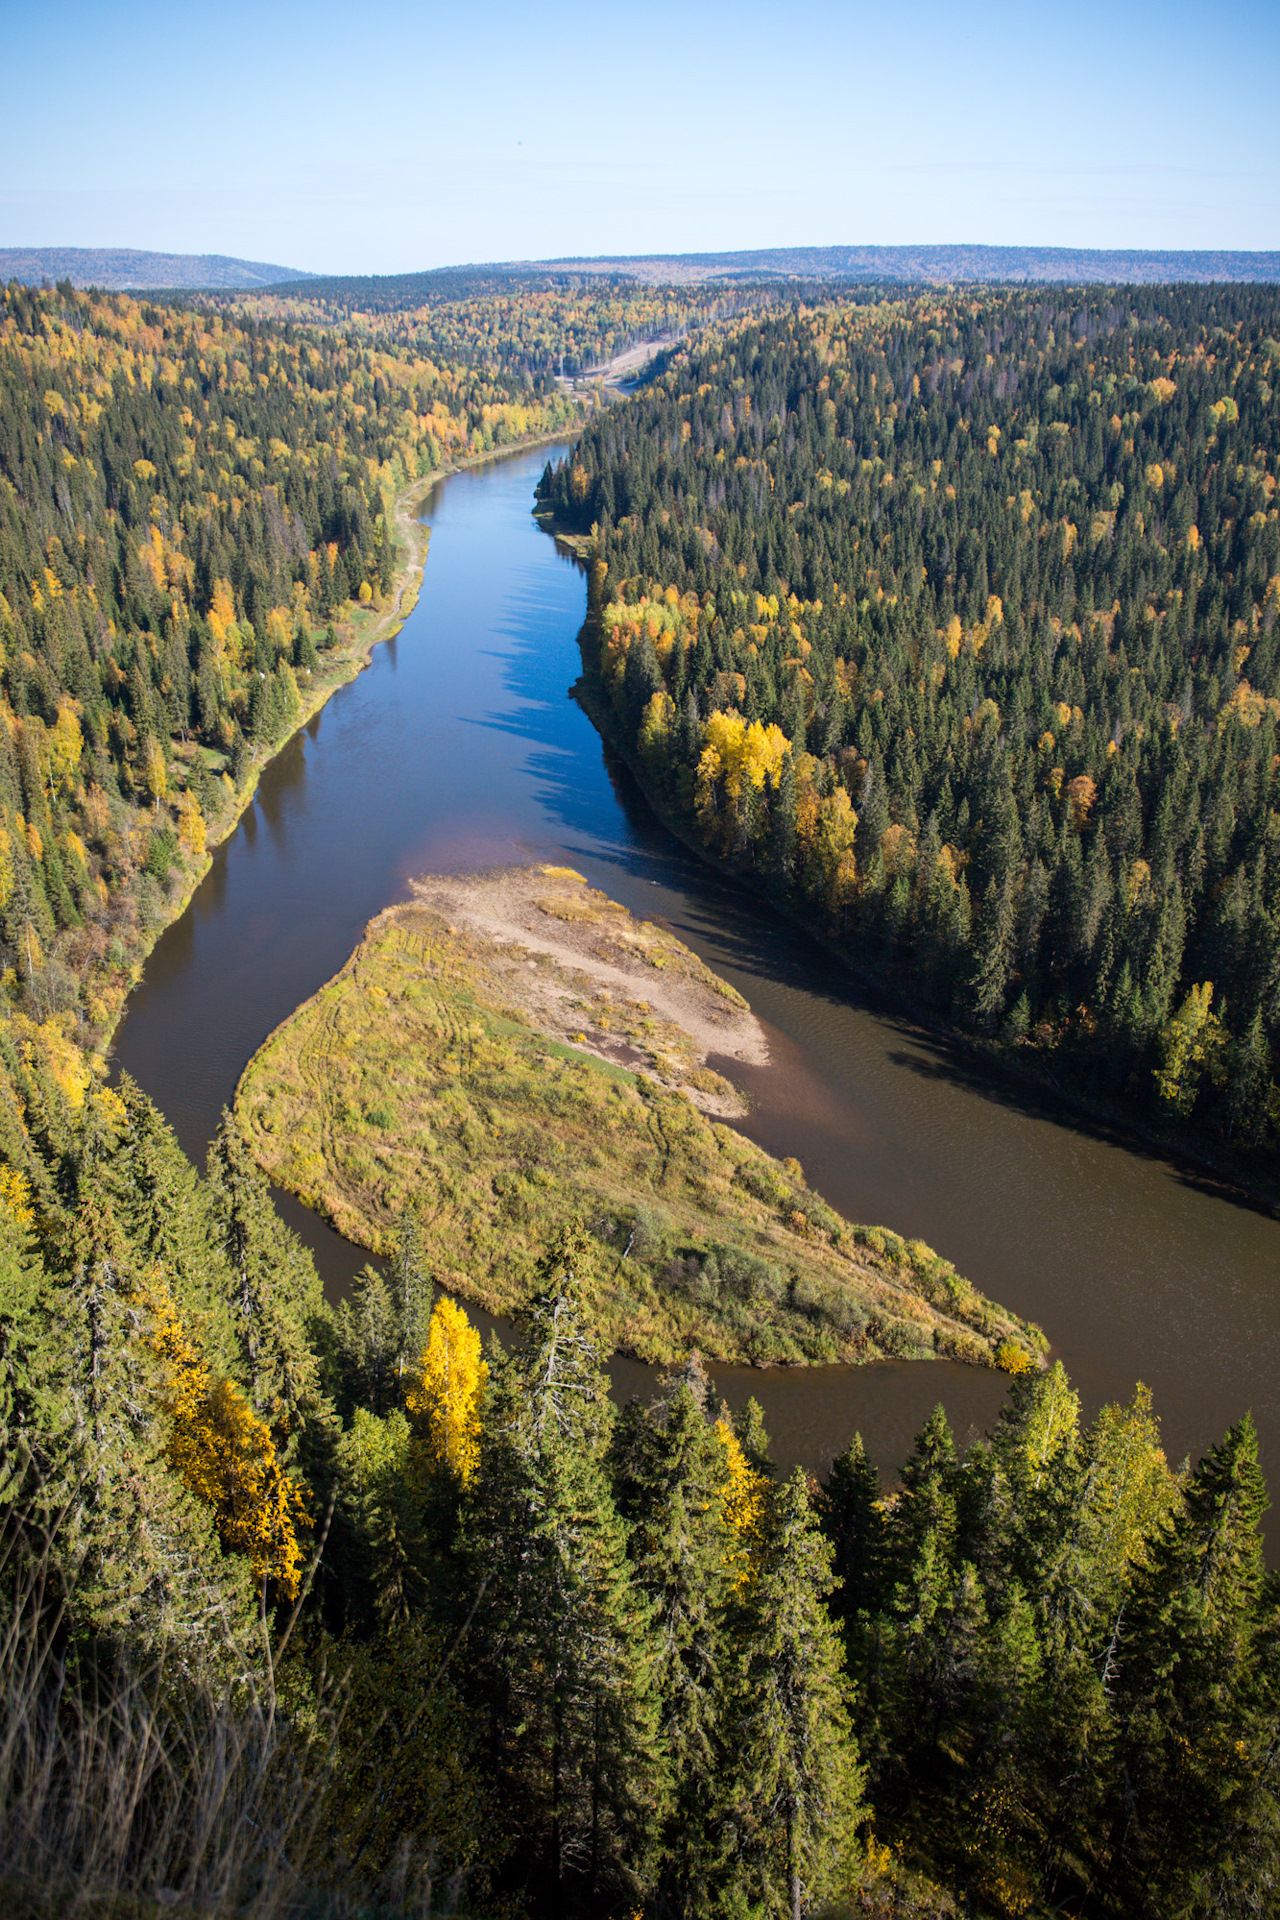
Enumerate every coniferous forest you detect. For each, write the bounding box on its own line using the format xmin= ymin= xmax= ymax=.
xmin=1 ymin=269 xmax=1279 ymax=1920
xmin=2 ymin=1060 xmax=1277 ymax=1919
xmin=541 ymin=285 xmax=1280 ymax=1169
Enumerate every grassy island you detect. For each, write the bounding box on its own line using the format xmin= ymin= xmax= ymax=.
xmin=235 ymin=865 xmax=1043 ymax=1369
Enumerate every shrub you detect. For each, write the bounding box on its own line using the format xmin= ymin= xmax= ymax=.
xmin=704 ymin=1242 xmax=786 ymax=1304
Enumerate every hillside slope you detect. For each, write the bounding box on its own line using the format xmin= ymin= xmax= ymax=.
xmin=0 ymin=247 xmax=314 ymax=289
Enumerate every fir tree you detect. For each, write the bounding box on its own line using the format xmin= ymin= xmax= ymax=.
xmin=206 ymin=1114 xmax=325 ymax=1447
xmin=724 ymin=1471 xmax=864 ymax=1919
xmin=620 ymin=1370 xmax=736 ymax=1917
xmin=464 ymin=1227 xmax=664 ymax=1912
xmin=1109 ymin=1415 xmax=1274 ymax=1915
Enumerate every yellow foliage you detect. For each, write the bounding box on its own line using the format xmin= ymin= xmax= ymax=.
xmin=1086 ymin=1384 xmax=1176 ymax=1583
xmin=265 ymin=607 xmax=293 ymax=656
xmin=15 ymin=1015 xmax=91 ymax=1110
xmin=714 ymin=1417 xmax=769 ymax=1587
xmin=181 ymin=1379 xmax=308 ymax=1597
xmin=1154 ymin=981 xmax=1225 ymax=1116
xmin=639 ymin=689 xmax=675 ymax=764
xmin=995 ymin=1340 xmax=1035 ymax=1376
xmin=405 ymin=1296 xmax=488 ymax=1486
xmin=1125 ymin=859 xmax=1152 ymax=908
xmin=696 ymin=709 xmax=789 ymax=815
xmin=880 ymin=822 xmax=912 ymax=876
xmin=1066 ymin=774 xmax=1097 ymax=831
xmin=1221 ymin=679 xmax=1280 ymax=729
xmin=48 ymin=700 xmax=83 ymax=793
xmin=177 ymin=789 xmax=206 ymax=856
xmin=208 ymin=579 xmax=236 ymax=638
xmin=149 ymin=1275 xmax=307 ymax=1596
xmin=0 ymin=1166 xmax=33 ymax=1228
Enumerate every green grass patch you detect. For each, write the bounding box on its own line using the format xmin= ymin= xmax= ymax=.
xmin=235 ymin=899 xmax=1042 ymax=1369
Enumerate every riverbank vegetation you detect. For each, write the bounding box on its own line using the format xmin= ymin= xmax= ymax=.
xmin=0 ymin=276 xmax=589 ymax=1104
xmin=234 ymin=874 xmax=1042 ymax=1369
xmin=539 ymin=283 xmax=1280 ymax=1174
xmin=0 ymin=1041 xmax=1275 ymax=1917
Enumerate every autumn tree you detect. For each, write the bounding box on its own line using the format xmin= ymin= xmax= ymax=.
xmin=405 ymin=1294 xmax=488 ymax=1488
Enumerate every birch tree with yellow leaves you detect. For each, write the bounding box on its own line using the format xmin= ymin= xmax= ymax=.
xmin=405 ymin=1295 xmax=488 ymax=1487
xmin=149 ymin=1276 xmax=307 ymax=1600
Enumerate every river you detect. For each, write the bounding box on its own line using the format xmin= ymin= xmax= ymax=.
xmin=112 ymin=444 xmax=1280 ymax=1497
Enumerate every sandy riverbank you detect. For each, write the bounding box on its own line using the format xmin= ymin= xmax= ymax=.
xmin=406 ymin=865 xmax=768 ymax=1118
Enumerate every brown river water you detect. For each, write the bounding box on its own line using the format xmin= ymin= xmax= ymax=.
xmin=111 ymin=446 xmax=1280 ymax=1512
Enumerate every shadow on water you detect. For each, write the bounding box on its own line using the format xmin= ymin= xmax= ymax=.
xmin=112 ymin=443 xmax=1280 ymax=1520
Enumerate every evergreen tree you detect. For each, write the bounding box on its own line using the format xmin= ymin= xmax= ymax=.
xmin=206 ymin=1114 xmax=325 ymax=1448
xmin=110 ymin=1076 xmax=235 ymax=1367
xmin=464 ymin=1227 xmax=664 ymax=1912
xmin=38 ymin=1167 xmax=244 ymax=1650
xmin=619 ymin=1369 xmax=736 ymax=1917
xmin=724 ymin=1471 xmax=864 ymax=1918
xmin=1108 ymin=1415 xmax=1274 ymax=1915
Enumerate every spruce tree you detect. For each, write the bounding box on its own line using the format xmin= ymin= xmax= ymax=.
xmin=821 ymin=1431 xmax=888 ymax=1625
xmin=464 ymin=1227 xmax=664 ymax=1912
xmin=620 ymin=1369 xmax=736 ymax=1917
xmin=724 ymin=1471 xmax=864 ymax=1919
xmin=1108 ymin=1415 xmax=1274 ymax=1915
xmin=110 ymin=1076 xmax=236 ymax=1367
xmin=882 ymin=1406 xmax=986 ymax=1756
xmin=37 ymin=1167 xmax=247 ymax=1651
xmin=206 ymin=1116 xmax=329 ymax=1481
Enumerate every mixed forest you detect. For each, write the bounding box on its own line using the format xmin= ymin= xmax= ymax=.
xmin=0 ymin=276 xmax=587 ymax=1063
xmin=1 ymin=1057 xmax=1277 ymax=1920
xmin=541 ymin=284 xmax=1280 ymax=1169
xmin=0 ymin=265 xmax=1279 ymax=1920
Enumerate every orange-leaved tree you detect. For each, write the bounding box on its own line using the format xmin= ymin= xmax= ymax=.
xmin=147 ymin=1276 xmax=308 ymax=1598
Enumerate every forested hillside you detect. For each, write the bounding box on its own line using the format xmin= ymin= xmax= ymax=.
xmin=228 ymin=276 xmax=790 ymax=381
xmin=0 ymin=278 xmax=583 ymax=1065
xmin=0 ymin=248 xmax=314 ymax=290
xmin=541 ymin=284 xmax=1280 ymax=1167
xmin=1 ymin=1052 xmax=1276 ymax=1919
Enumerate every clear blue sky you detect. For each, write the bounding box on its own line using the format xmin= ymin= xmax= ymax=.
xmin=3 ymin=0 xmax=1277 ymax=273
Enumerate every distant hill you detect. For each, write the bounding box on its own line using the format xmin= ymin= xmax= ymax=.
xmin=0 ymin=247 xmax=315 ymax=290
xmin=9 ymin=242 xmax=1277 ymax=307
xmin=537 ymin=244 xmax=1280 ymax=287
xmin=253 ymin=244 xmax=1280 ymax=314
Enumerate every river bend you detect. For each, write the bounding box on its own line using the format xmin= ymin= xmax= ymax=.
xmin=113 ymin=446 xmax=1280 ymax=1494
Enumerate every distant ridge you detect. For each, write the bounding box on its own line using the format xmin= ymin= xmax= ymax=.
xmin=533 ymin=244 xmax=1280 ymax=287
xmin=0 ymin=247 xmax=315 ymax=290
xmin=256 ymin=244 xmax=1280 ymax=313
xmin=9 ymin=243 xmax=1277 ymax=306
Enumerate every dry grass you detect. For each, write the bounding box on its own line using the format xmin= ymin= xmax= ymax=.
xmin=0 ymin=1480 xmax=471 ymax=1920
xmin=235 ymin=894 xmax=1044 ymax=1371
